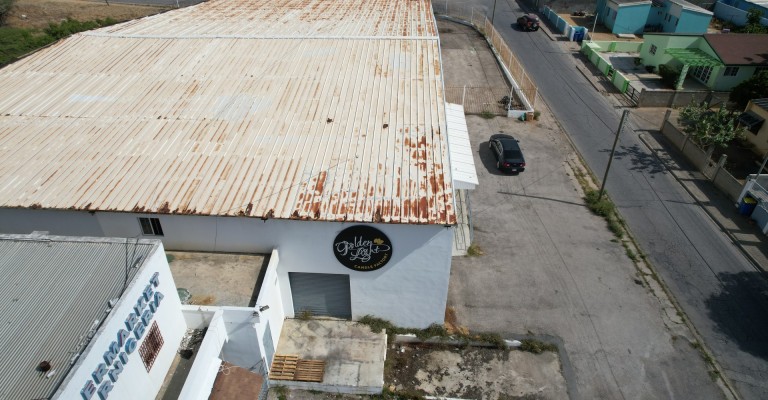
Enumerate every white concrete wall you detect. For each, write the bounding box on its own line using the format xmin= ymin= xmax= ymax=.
xmin=219 ymin=307 xmax=262 ymax=369
xmin=55 ymin=243 xmax=186 ymax=400
xmin=0 ymin=209 xmax=104 ymax=236
xmin=255 ymin=249 xmax=286 ymax=366
xmin=178 ymin=308 xmax=227 ymax=400
xmin=2 ymin=210 xmax=454 ymax=328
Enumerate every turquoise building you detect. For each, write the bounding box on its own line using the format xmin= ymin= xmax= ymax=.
xmin=596 ymin=0 xmax=713 ymax=34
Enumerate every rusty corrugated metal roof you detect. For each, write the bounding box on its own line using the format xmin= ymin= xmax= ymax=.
xmin=0 ymin=0 xmax=455 ymax=224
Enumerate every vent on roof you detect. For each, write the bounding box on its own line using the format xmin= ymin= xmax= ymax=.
xmin=37 ymin=361 xmax=51 ymax=373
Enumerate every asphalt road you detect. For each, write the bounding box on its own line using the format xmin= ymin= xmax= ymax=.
xmin=449 ymin=0 xmax=768 ymax=398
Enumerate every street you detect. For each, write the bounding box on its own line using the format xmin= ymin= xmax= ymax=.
xmin=446 ymin=0 xmax=768 ymax=399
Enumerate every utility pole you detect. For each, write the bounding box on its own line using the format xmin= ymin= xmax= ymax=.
xmin=491 ymin=0 xmax=498 ymax=26
xmin=598 ymin=110 xmax=630 ymax=201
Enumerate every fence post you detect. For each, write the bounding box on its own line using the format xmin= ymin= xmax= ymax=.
xmin=462 ymin=85 xmax=466 ymax=106
xmin=681 ymin=130 xmax=690 ymax=152
xmin=713 ymin=154 xmax=727 ymax=182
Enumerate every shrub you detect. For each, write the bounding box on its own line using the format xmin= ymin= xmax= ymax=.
xmin=519 ymin=338 xmax=557 ymax=354
xmin=657 ymin=64 xmax=680 ymax=89
xmin=584 ymin=189 xmax=614 ymax=217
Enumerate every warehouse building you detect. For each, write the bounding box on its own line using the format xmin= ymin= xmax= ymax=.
xmin=0 ymin=233 xmax=186 ymax=400
xmin=0 ymin=0 xmax=476 ymax=328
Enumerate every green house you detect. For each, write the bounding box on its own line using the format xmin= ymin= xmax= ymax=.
xmin=640 ymin=33 xmax=768 ymax=90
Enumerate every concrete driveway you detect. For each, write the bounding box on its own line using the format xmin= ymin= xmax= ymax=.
xmin=440 ymin=18 xmax=725 ymax=400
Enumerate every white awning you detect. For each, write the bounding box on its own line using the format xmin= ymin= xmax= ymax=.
xmin=446 ymin=103 xmax=479 ymax=190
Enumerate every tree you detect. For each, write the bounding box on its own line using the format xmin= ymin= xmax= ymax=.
xmin=678 ymin=102 xmax=747 ymax=148
xmin=729 ymin=70 xmax=768 ymax=110
xmin=740 ymin=9 xmax=768 ymax=33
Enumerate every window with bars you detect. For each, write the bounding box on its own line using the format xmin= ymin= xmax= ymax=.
xmin=139 ymin=322 xmax=164 ymax=372
xmin=139 ymin=217 xmax=164 ymax=236
xmin=691 ymin=66 xmax=713 ymax=83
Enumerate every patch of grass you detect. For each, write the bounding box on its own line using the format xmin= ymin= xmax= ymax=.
xmin=272 ymin=386 xmax=288 ymax=400
xmin=466 ymin=243 xmax=484 ymax=256
xmin=358 ymin=315 xmax=400 ymax=334
xmin=415 ymin=323 xmax=448 ymax=340
xmin=166 ymin=254 xmax=175 ymax=263
xmin=533 ymin=110 xmax=541 ymax=120
xmin=480 ymin=110 xmax=495 ymax=119
xmin=0 ymin=18 xmax=119 ymax=67
xmin=584 ymin=189 xmax=614 ymax=217
xmin=475 ymin=332 xmax=507 ymax=349
xmin=359 ymin=315 xmax=506 ymax=348
xmin=297 ymin=309 xmax=313 ymax=320
xmin=607 ymin=215 xmax=624 ymax=238
xmin=624 ymin=246 xmax=637 ymax=261
xmin=519 ymin=338 xmax=557 ymax=354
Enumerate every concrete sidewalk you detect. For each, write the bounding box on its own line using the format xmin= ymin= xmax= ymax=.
xmin=632 ymin=109 xmax=768 ymax=274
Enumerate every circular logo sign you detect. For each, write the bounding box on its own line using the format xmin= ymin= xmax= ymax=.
xmin=333 ymin=225 xmax=393 ymax=272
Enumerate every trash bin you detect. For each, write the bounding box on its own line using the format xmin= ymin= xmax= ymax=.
xmin=739 ymin=196 xmax=757 ymax=216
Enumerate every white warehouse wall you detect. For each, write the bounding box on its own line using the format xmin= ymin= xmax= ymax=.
xmin=1 ymin=210 xmax=454 ymax=328
xmin=55 ymin=242 xmax=186 ymax=400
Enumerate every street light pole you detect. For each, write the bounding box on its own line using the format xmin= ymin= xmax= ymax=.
xmin=598 ymin=110 xmax=630 ymax=201
xmin=590 ymin=9 xmax=599 ymax=41
xmin=491 ymin=0 xmax=498 ymax=26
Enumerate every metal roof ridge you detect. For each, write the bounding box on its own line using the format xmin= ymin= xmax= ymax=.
xmin=80 ymin=33 xmax=439 ymax=40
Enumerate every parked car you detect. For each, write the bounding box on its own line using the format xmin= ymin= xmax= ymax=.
xmin=517 ymin=14 xmax=540 ymax=31
xmin=489 ymin=134 xmax=526 ymax=173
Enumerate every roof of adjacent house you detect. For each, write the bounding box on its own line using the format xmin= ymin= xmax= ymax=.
xmin=704 ymin=33 xmax=768 ymax=65
xmin=752 ymin=98 xmax=768 ymax=112
xmin=669 ymin=0 xmax=713 ymax=13
xmin=0 ymin=233 xmax=158 ymax=400
xmin=0 ymin=0 xmax=455 ymax=225
xmin=610 ymin=0 xmax=652 ymax=6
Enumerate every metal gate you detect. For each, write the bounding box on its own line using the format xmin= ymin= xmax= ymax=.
xmin=288 ymin=272 xmax=352 ymax=319
xmin=263 ymin=321 xmax=275 ymax=366
xmin=625 ymin=84 xmax=640 ymax=106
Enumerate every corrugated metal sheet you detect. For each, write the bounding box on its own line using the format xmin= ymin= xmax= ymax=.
xmin=445 ymin=103 xmax=478 ymax=191
xmin=96 ymin=0 xmax=438 ymax=38
xmin=0 ymin=0 xmax=455 ymax=225
xmin=0 ymin=234 xmax=158 ymax=400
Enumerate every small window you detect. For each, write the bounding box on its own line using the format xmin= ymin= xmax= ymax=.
xmin=724 ymin=66 xmax=739 ymax=77
xmin=139 ymin=322 xmax=164 ymax=372
xmin=139 ymin=217 xmax=164 ymax=236
xmin=649 ymin=44 xmax=657 ymax=55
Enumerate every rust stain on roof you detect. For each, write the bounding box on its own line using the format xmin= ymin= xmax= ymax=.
xmin=0 ymin=0 xmax=455 ymax=225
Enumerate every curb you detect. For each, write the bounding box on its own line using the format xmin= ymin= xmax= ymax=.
xmin=637 ymin=132 xmax=766 ymax=275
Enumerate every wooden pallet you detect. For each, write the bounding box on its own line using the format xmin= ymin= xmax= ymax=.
xmin=269 ymin=355 xmax=298 ymax=380
xmin=294 ymin=359 xmax=325 ymax=382
xmin=268 ymin=355 xmax=325 ymax=382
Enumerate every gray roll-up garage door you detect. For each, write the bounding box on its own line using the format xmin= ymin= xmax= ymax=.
xmin=288 ymin=272 xmax=352 ymax=319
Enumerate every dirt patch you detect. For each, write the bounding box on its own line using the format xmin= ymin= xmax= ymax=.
xmin=5 ymin=0 xmax=170 ymax=28
xmin=386 ymin=343 xmax=568 ymax=399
